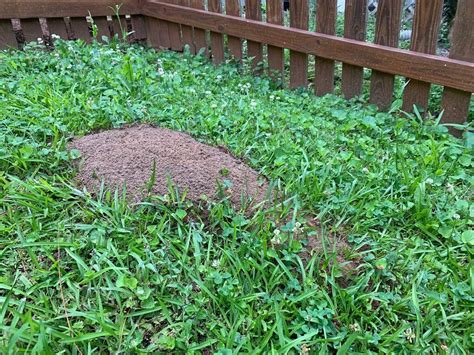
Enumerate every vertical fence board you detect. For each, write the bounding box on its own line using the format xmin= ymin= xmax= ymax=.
xmin=164 ymin=0 xmax=182 ymax=51
xmin=191 ymin=0 xmax=207 ymax=55
xmin=315 ymin=0 xmax=337 ymax=95
xmin=46 ymin=18 xmax=69 ymax=41
xmin=342 ymin=0 xmax=367 ymax=99
xmin=94 ymin=17 xmax=112 ymax=41
xmin=369 ymin=0 xmax=403 ymax=110
xmin=266 ymin=0 xmax=284 ymax=79
xmin=209 ymin=0 xmax=224 ymax=64
xmin=131 ymin=15 xmax=147 ymax=42
xmin=441 ymin=0 xmax=474 ymax=133
xmin=289 ymin=0 xmax=309 ymax=88
xmin=246 ymin=0 xmax=263 ymax=71
xmin=179 ymin=1 xmax=194 ymax=51
xmin=70 ymin=17 xmax=92 ymax=42
xmin=20 ymin=18 xmax=43 ymax=43
xmin=145 ymin=16 xmax=162 ymax=48
xmin=226 ymin=0 xmax=242 ymax=59
xmin=402 ymin=0 xmax=443 ymax=112
xmin=0 ymin=19 xmax=17 ymax=49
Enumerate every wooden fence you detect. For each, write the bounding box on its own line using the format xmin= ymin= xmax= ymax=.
xmin=1 ymin=0 xmax=473 ymax=131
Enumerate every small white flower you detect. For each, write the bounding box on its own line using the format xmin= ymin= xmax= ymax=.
xmin=404 ymin=328 xmax=416 ymax=343
xmin=250 ymin=100 xmax=257 ymax=108
xmin=349 ymin=323 xmax=361 ymax=332
xmin=211 ymin=259 xmax=219 ymax=268
xmin=210 ymin=103 xmax=217 ymax=109
xmin=157 ymin=67 xmax=164 ymax=75
xmin=216 ymin=75 xmax=222 ymax=80
xmin=273 ymin=229 xmax=280 ymax=236
xmin=425 ymin=178 xmax=434 ymax=185
xmin=269 ymin=95 xmax=275 ymax=101
xmin=37 ymin=37 xmax=43 ymax=44
xmin=452 ymin=213 xmax=460 ymax=220
xmin=51 ymin=33 xmax=60 ymax=40
xmin=276 ymin=96 xmax=281 ymax=100
xmin=446 ymin=183 xmax=454 ymax=193
xmin=362 ymin=167 xmax=369 ymax=173
xmin=205 ymin=90 xmax=212 ymax=96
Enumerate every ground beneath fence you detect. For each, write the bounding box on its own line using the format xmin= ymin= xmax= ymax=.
xmin=69 ymin=124 xmax=268 ymax=209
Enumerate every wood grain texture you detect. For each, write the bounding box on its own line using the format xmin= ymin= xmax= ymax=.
xmin=177 ymin=0 xmax=193 ymax=51
xmin=70 ymin=17 xmax=91 ymax=42
xmin=402 ymin=0 xmax=443 ymax=112
xmin=94 ymin=17 xmax=112 ymax=41
xmin=145 ymin=16 xmax=161 ymax=48
xmin=190 ymin=0 xmax=207 ymax=55
xmin=266 ymin=0 xmax=284 ymax=80
xmin=315 ymin=0 xmax=337 ymax=95
xmin=20 ymin=18 xmax=43 ymax=43
xmin=209 ymin=0 xmax=224 ymax=64
xmin=289 ymin=0 xmax=309 ymax=88
xmin=0 ymin=19 xmax=17 ymax=49
xmin=441 ymin=0 xmax=474 ymax=133
xmin=226 ymin=0 xmax=242 ymax=59
xmin=163 ymin=0 xmax=182 ymax=51
xmin=142 ymin=1 xmax=474 ymax=93
xmin=369 ymin=0 xmax=402 ymax=110
xmin=46 ymin=17 xmax=69 ymax=41
xmin=245 ymin=0 xmax=263 ymax=72
xmin=131 ymin=15 xmax=147 ymax=42
xmin=0 ymin=1 xmax=139 ymax=19
xmin=342 ymin=0 xmax=367 ymax=99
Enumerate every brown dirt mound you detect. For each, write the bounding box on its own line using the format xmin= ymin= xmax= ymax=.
xmin=69 ymin=124 xmax=268 ymax=209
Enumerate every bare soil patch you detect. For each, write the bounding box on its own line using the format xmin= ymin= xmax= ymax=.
xmin=69 ymin=124 xmax=268 ymax=209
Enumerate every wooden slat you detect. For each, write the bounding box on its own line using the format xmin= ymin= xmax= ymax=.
xmin=93 ymin=17 xmax=112 ymax=41
xmin=441 ymin=0 xmax=474 ymax=133
xmin=402 ymin=0 xmax=443 ymax=112
xmin=70 ymin=17 xmax=91 ymax=42
xmin=209 ymin=0 xmax=224 ymax=64
xmin=145 ymin=16 xmax=162 ymax=48
xmin=245 ymin=0 xmax=263 ymax=71
xmin=266 ymin=0 xmax=284 ymax=80
xmin=179 ymin=0 xmax=194 ymax=52
xmin=226 ymin=0 xmax=242 ymax=59
xmin=0 ymin=19 xmax=17 ymax=49
xmin=163 ymin=0 xmax=182 ymax=51
xmin=0 ymin=0 xmax=139 ymax=19
xmin=20 ymin=18 xmax=43 ymax=43
xmin=315 ymin=0 xmax=337 ymax=95
xmin=190 ymin=0 xmax=207 ymax=55
xmin=342 ymin=0 xmax=367 ymax=99
xmin=369 ymin=0 xmax=403 ymax=110
xmin=131 ymin=15 xmax=147 ymax=42
xmin=112 ymin=16 xmax=127 ymax=39
xmin=289 ymin=0 xmax=309 ymax=88
xmin=46 ymin=18 xmax=68 ymax=41
xmin=142 ymin=1 xmax=474 ymax=93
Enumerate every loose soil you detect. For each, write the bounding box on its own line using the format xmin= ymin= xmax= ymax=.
xmin=69 ymin=124 xmax=268 ymax=209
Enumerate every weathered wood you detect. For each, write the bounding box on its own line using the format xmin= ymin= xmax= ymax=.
xmin=145 ymin=16 xmax=161 ymax=48
xmin=315 ymin=0 xmax=337 ymax=95
xmin=245 ymin=0 xmax=263 ymax=71
xmin=342 ymin=0 xmax=367 ymax=99
xmin=289 ymin=0 xmax=309 ymax=88
xmin=179 ymin=0 xmax=194 ymax=52
xmin=441 ymin=0 xmax=474 ymax=133
xmin=226 ymin=0 xmax=242 ymax=59
xmin=131 ymin=15 xmax=147 ymax=42
xmin=402 ymin=0 xmax=443 ymax=112
xmin=142 ymin=1 xmax=474 ymax=93
xmin=190 ymin=0 xmax=207 ymax=55
xmin=0 ymin=1 xmax=139 ymax=19
xmin=209 ymin=0 xmax=224 ymax=64
xmin=93 ymin=17 xmax=112 ymax=41
xmin=19 ymin=18 xmax=43 ymax=43
xmin=46 ymin=17 xmax=69 ymax=41
xmin=369 ymin=0 xmax=403 ymax=110
xmin=70 ymin=17 xmax=91 ymax=42
xmin=163 ymin=1 xmax=182 ymax=51
xmin=0 ymin=19 xmax=17 ymax=49
xmin=266 ymin=0 xmax=284 ymax=80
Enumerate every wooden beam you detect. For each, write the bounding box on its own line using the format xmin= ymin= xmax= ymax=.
xmin=0 ymin=1 xmax=140 ymax=19
xmin=142 ymin=1 xmax=474 ymax=93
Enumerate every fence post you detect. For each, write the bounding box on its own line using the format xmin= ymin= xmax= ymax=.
xmin=401 ymin=0 xmax=443 ymax=113
xmin=289 ymin=0 xmax=309 ymax=89
xmin=315 ymin=0 xmax=337 ymax=96
xmin=342 ymin=0 xmax=368 ymax=99
xmin=369 ymin=0 xmax=403 ymax=110
xmin=441 ymin=0 xmax=474 ymax=135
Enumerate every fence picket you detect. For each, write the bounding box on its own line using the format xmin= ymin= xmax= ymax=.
xmin=209 ymin=0 xmax=224 ymax=64
xmin=369 ymin=0 xmax=403 ymax=110
xmin=289 ymin=0 xmax=309 ymax=88
xmin=402 ymin=0 xmax=443 ymax=113
xmin=342 ymin=0 xmax=367 ymax=99
xmin=131 ymin=16 xmax=147 ymax=42
xmin=226 ymin=0 xmax=242 ymax=59
xmin=46 ymin=18 xmax=69 ymax=41
xmin=315 ymin=0 xmax=337 ymax=95
xmin=145 ymin=16 xmax=162 ymax=48
xmin=266 ymin=0 xmax=284 ymax=80
xmin=0 ymin=19 xmax=17 ymax=49
xmin=70 ymin=17 xmax=92 ymax=42
xmin=441 ymin=0 xmax=474 ymax=134
xmin=245 ymin=0 xmax=263 ymax=72
xmin=179 ymin=0 xmax=194 ymax=52
xmin=190 ymin=0 xmax=207 ymax=55
xmin=20 ymin=18 xmax=44 ymax=43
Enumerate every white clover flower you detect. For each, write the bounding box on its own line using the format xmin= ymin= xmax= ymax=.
xmin=51 ymin=33 xmax=60 ymax=40
xmin=37 ymin=37 xmax=43 ymax=44
xmin=216 ymin=75 xmax=222 ymax=80
xmin=404 ymin=328 xmax=416 ymax=343
xmin=205 ymin=90 xmax=212 ymax=96
xmin=425 ymin=178 xmax=434 ymax=185
xmin=362 ymin=167 xmax=369 ymax=173
xmin=157 ymin=67 xmax=164 ymax=75
xmin=210 ymin=103 xmax=217 ymax=109
xmin=453 ymin=213 xmax=460 ymax=220
xmin=349 ymin=323 xmax=361 ymax=332
xmin=446 ymin=183 xmax=454 ymax=194
xmin=211 ymin=259 xmax=219 ymax=268
xmin=273 ymin=229 xmax=280 ymax=236
xmin=250 ymin=100 xmax=257 ymax=108
xmin=269 ymin=95 xmax=275 ymax=101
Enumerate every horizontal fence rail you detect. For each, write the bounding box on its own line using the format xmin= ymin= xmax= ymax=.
xmin=1 ymin=0 xmax=473 ymax=133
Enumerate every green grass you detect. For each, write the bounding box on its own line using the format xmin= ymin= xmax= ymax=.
xmin=0 ymin=39 xmax=473 ymax=353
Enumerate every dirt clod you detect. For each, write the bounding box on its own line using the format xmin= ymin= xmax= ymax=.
xmin=69 ymin=124 xmax=268 ymax=209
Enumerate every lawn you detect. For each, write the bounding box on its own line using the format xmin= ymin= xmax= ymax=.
xmin=0 ymin=39 xmax=473 ymax=353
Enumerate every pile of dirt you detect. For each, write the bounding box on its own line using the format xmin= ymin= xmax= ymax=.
xmin=69 ymin=124 xmax=268 ymax=209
